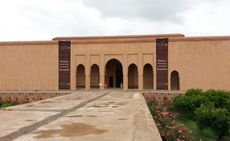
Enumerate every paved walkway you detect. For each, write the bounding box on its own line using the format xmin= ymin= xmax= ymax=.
xmin=0 ymin=91 xmax=162 ymax=141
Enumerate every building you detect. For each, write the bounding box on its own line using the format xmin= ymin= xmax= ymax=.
xmin=0 ymin=34 xmax=230 ymax=91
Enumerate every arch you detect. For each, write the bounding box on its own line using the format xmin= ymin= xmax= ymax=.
xmin=105 ymin=59 xmax=123 ymax=88
xmin=90 ymin=64 xmax=100 ymax=88
xmin=171 ymin=71 xmax=180 ymax=90
xmin=105 ymin=57 xmax=123 ymax=66
xmin=76 ymin=64 xmax=85 ymax=88
xmin=143 ymin=64 xmax=153 ymax=89
xmin=128 ymin=64 xmax=138 ymax=89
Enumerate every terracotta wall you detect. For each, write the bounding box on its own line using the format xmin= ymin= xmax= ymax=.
xmin=0 ymin=42 xmax=58 ymax=90
xmin=169 ymin=39 xmax=230 ymax=91
xmin=70 ymin=41 xmax=155 ymax=90
xmin=70 ymin=36 xmax=230 ymax=91
xmin=0 ymin=34 xmax=230 ymax=91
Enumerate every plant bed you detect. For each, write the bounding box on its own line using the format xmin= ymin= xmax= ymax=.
xmin=176 ymin=113 xmax=219 ymax=141
xmin=147 ymin=89 xmax=230 ymax=141
xmin=172 ymin=89 xmax=230 ymax=141
xmin=148 ymin=101 xmax=192 ymax=141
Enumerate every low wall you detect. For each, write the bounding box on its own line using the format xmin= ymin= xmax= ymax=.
xmin=143 ymin=91 xmax=184 ymax=106
xmin=0 ymin=91 xmax=70 ymax=104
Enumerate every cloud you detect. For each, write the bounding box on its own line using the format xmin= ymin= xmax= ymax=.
xmin=80 ymin=0 xmax=186 ymax=23
xmin=0 ymin=0 xmax=229 ymax=41
xmin=80 ymin=0 xmax=221 ymax=23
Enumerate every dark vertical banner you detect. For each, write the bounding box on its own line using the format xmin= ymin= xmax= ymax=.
xmin=156 ymin=38 xmax=168 ymax=90
xmin=59 ymin=41 xmax=71 ymax=90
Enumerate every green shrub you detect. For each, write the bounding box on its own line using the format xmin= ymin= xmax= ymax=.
xmin=172 ymin=89 xmax=230 ymax=140
xmin=204 ymin=89 xmax=230 ymax=110
xmin=172 ymin=93 xmax=210 ymax=114
xmin=189 ymin=95 xmax=210 ymax=112
xmin=172 ymin=96 xmax=192 ymax=113
xmin=0 ymin=102 xmax=16 ymax=108
xmin=185 ymin=88 xmax=203 ymax=96
xmin=195 ymin=105 xmax=230 ymax=140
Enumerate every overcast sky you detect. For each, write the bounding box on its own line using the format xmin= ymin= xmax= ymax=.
xmin=0 ymin=0 xmax=229 ymax=41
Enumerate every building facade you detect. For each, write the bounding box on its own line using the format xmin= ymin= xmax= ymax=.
xmin=0 ymin=34 xmax=230 ymax=91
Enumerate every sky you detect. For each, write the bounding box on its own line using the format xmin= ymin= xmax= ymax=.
xmin=0 ymin=0 xmax=230 ymax=41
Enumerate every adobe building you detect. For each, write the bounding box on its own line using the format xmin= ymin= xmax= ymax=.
xmin=0 ymin=34 xmax=230 ymax=91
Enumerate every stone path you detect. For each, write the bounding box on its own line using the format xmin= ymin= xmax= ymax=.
xmin=0 ymin=91 xmax=162 ymax=141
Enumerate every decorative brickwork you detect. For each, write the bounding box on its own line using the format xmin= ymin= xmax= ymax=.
xmin=143 ymin=91 xmax=184 ymax=106
xmin=0 ymin=91 xmax=69 ymax=104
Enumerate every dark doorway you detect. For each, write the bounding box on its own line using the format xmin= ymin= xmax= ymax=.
xmin=105 ymin=59 xmax=123 ymax=88
xmin=171 ymin=71 xmax=180 ymax=90
xmin=128 ymin=64 xmax=138 ymax=89
xmin=109 ymin=77 xmax=114 ymax=87
xmin=143 ymin=64 xmax=153 ymax=89
xmin=76 ymin=64 xmax=85 ymax=88
xmin=90 ymin=64 xmax=100 ymax=88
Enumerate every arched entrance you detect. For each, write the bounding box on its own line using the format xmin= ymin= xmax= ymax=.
xmin=90 ymin=64 xmax=100 ymax=88
xmin=76 ymin=64 xmax=85 ymax=88
xmin=105 ymin=59 xmax=123 ymax=88
xmin=171 ymin=71 xmax=180 ymax=90
xmin=143 ymin=64 xmax=153 ymax=89
xmin=128 ymin=64 xmax=138 ymax=89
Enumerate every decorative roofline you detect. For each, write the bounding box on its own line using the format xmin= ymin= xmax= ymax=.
xmin=1 ymin=34 xmax=230 ymax=45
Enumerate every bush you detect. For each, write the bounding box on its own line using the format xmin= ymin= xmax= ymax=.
xmin=172 ymin=92 xmax=210 ymax=114
xmin=185 ymin=88 xmax=203 ymax=96
xmin=195 ymin=105 xmax=230 ymax=140
xmin=204 ymin=89 xmax=230 ymax=110
xmin=172 ymin=89 xmax=230 ymax=140
xmin=173 ymin=89 xmax=230 ymax=113
xmin=0 ymin=102 xmax=16 ymax=108
xmin=172 ymin=96 xmax=189 ymax=113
